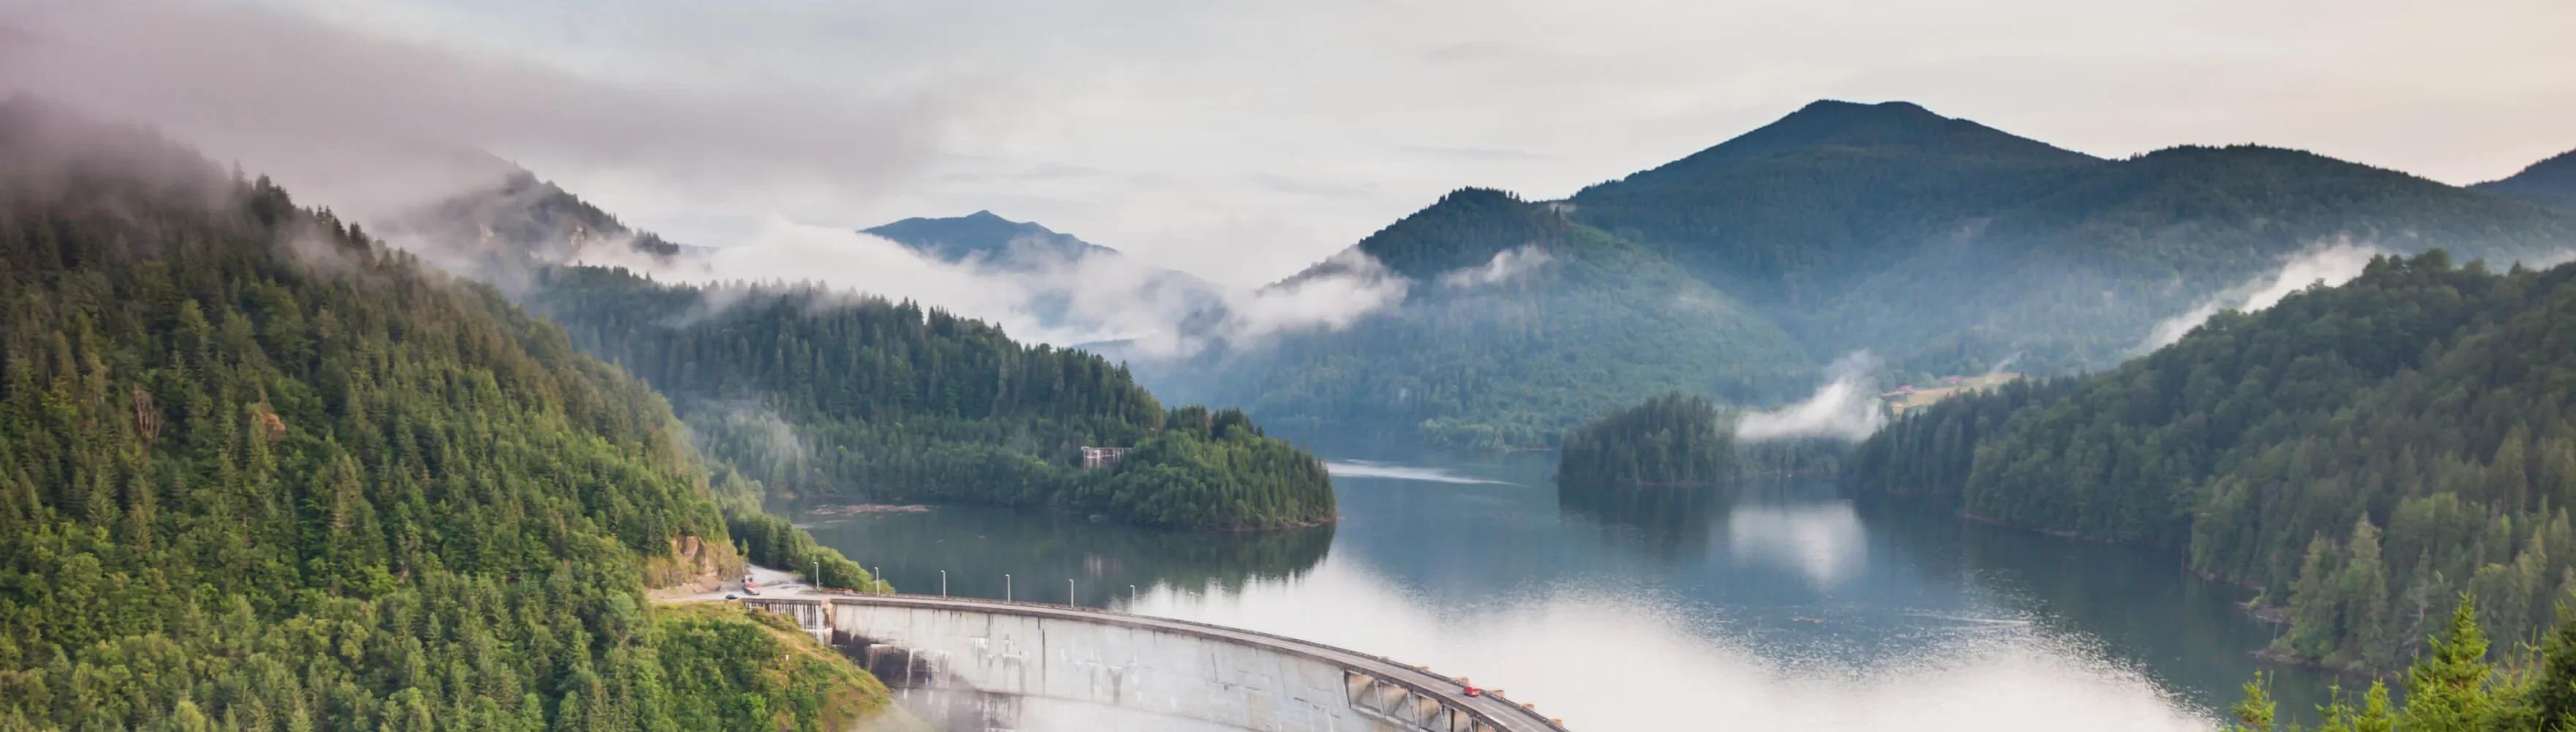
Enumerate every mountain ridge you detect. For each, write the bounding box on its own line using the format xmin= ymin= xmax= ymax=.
xmin=2479 ymin=147 xmax=2576 ymax=212
xmin=1144 ymin=98 xmax=2576 ymax=446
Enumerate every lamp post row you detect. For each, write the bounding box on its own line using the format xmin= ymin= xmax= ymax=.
xmin=813 ymin=567 xmax=1138 ymax=608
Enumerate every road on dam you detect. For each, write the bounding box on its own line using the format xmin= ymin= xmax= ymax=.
xmin=682 ymin=567 xmax=1573 ymax=731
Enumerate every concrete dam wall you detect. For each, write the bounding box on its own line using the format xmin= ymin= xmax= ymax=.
xmin=741 ymin=595 xmax=1568 ymax=732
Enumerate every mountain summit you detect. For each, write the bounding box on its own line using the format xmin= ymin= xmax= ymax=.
xmin=1598 ymin=100 xmax=2094 ymax=182
xmin=1567 ymin=99 xmax=2100 ymax=291
xmin=864 ymin=210 xmax=1116 ymax=265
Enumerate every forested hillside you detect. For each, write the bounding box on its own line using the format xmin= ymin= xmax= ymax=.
xmin=1845 ymin=251 xmax=2576 ymax=672
xmin=1150 ymin=188 xmax=1813 ymax=449
xmin=1569 ymin=100 xmax=2100 ymax=296
xmin=1570 ymin=101 xmax=2576 ymax=376
xmin=2479 ymin=148 xmax=2576 ymax=213
xmin=519 ymin=266 xmax=1335 ymax=530
xmin=2225 ymin=595 xmax=2576 ymax=732
xmin=1137 ymin=100 xmax=2576 ymax=449
xmin=0 ymin=101 xmax=899 ymax=730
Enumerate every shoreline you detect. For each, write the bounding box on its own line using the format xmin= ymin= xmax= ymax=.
xmin=1953 ymin=509 xmax=2397 ymax=679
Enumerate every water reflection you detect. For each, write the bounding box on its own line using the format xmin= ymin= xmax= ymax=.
xmin=1326 ymin=459 xmax=1514 ymax=485
xmin=1727 ymin=502 xmax=1868 ymax=589
xmin=1557 ymin=481 xmax=1720 ymax=561
xmin=805 ymin=449 xmax=2341 ymax=730
xmin=798 ymin=504 xmax=1331 ymax=607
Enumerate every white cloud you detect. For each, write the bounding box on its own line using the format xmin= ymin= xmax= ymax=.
xmin=10 ymin=0 xmax=2572 ymax=290
xmin=2135 ymin=239 xmax=2381 ymax=353
xmin=0 ymin=0 xmax=967 ymax=244
xmin=1201 ymin=248 xmax=1412 ymax=351
xmin=1437 ymin=244 xmax=1554 ymax=287
xmin=554 ymin=217 xmax=1407 ymax=358
xmin=1736 ymin=352 xmax=1887 ymax=443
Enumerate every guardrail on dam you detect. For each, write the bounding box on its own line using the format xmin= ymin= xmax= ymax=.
xmin=741 ymin=594 xmax=1571 ymax=732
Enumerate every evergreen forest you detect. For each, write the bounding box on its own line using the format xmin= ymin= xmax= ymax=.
xmin=1846 ymin=251 xmax=2576 ymax=672
xmin=0 ymin=100 xmax=904 ymax=731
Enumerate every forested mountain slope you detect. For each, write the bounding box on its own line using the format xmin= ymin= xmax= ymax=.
xmin=2479 ymin=148 xmax=2576 ymax=213
xmin=1140 ymin=101 xmax=2576 ymax=449
xmin=1845 ymin=251 xmax=2576 ymax=671
xmin=519 ymin=266 xmax=1335 ymax=530
xmin=1148 ymin=187 xmax=1813 ymax=449
xmin=0 ymin=100 xmax=899 ymax=730
xmin=1568 ymin=100 xmax=2100 ymax=296
xmin=1570 ymin=101 xmax=2576 ymax=375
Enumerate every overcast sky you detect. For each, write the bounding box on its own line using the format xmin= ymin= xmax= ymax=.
xmin=8 ymin=0 xmax=2575 ymax=286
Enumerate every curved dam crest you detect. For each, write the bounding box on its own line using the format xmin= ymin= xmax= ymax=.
xmin=741 ymin=594 xmax=1572 ymax=732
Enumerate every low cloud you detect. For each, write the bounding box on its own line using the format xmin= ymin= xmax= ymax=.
xmin=1735 ymin=352 xmax=1887 ymax=443
xmin=2135 ymin=239 xmax=2381 ymax=353
xmin=1437 ymin=244 xmax=1553 ymax=287
xmin=1224 ymin=249 xmax=1412 ymax=344
xmin=0 ymin=0 xmax=965 ymax=236
xmin=550 ymin=219 xmax=1408 ymax=359
xmin=694 ymin=403 xmax=809 ymax=466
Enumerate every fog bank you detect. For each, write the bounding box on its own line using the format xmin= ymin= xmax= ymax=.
xmin=2135 ymin=239 xmax=2381 ymax=353
xmin=1736 ymin=352 xmax=1887 ymax=443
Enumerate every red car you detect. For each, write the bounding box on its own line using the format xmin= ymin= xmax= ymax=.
xmin=1461 ymin=687 xmax=1483 ymax=698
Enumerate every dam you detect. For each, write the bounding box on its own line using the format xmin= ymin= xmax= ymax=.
xmin=740 ymin=594 xmax=1572 ymax=732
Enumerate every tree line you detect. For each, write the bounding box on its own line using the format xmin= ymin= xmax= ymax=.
xmin=2231 ymin=594 xmax=2576 ymax=732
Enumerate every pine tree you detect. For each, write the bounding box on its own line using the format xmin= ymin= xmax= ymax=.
xmin=2231 ymin=671 xmax=2277 ymax=732
xmin=2402 ymin=595 xmax=2497 ymax=731
xmin=2526 ymin=604 xmax=2576 ymax=730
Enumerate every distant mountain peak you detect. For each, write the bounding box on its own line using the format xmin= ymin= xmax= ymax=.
xmin=1573 ymin=100 xmax=2097 ymax=207
xmin=1704 ymin=99 xmax=2087 ymax=164
xmin=863 ymin=210 xmax=1114 ymax=264
xmin=1784 ymin=98 xmax=1941 ymax=123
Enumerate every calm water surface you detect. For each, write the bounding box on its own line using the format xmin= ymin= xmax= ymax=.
xmin=797 ymin=447 xmax=2339 ymax=731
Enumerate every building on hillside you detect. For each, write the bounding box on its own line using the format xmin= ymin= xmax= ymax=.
xmin=1082 ymin=446 xmax=1129 ymax=469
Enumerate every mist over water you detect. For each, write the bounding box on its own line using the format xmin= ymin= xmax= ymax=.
xmin=805 ymin=447 xmax=2338 ymax=731
xmin=1325 ymin=459 xmax=1514 ymax=485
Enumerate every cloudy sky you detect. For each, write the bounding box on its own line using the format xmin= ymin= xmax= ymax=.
xmin=7 ymin=0 xmax=2574 ymax=286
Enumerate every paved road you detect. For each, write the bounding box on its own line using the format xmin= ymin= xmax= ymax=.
xmin=792 ymin=592 xmax=1575 ymax=732
xmin=664 ymin=564 xmax=815 ymax=602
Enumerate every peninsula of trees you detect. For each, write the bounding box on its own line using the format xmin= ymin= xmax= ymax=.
xmin=1557 ymin=394 xmax=1742 ymax=488
xmin=520 ymin=266 xmax=1335 ymax=531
